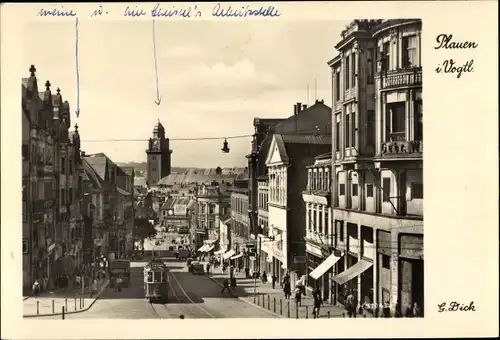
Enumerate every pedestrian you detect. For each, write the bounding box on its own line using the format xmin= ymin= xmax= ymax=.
xmin=413 ymin=301 xmax=422 ymax=317
xmin=245 ymin=267 xmax=250 ymax=278
xmin=312 ymin=284 xmax=323 ymax=319
xmin=394 ymin=300 xmax=402 ymax=318
xmin=345 ymin=290 xmax=357 ymax=318
xmin=206 ymin=263 xmax=211 ymax=275
xmin=284 ymin=281 xmax=291 ymax=299
xmin=405 ymin=302 xmax=414 ymax=317
xmin=261 ymin=271 xmax=267 ymax=283
xmin=32 ymin=279 xmax=40 ymax=298
xmin=271 ymin=274 xmax=277 ymax=289
xmin=116 ymin=277 xmax=123 ymax=292
xmin=221 ymin=277 xmax=231 ymax=295
xmin=91 ymin=279 xmax=98 ymax=297
xmin=294 ymin=286 xmax=302 ymax=306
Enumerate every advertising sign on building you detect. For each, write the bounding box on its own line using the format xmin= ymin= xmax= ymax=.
xmin=173 ymin=204 xmax=187 ymax=215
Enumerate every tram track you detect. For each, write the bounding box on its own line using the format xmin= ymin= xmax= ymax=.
xmin=168 ymin=270 xmax=216 ymax=319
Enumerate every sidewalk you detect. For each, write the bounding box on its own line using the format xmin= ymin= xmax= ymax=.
xmin=204 ymin=265 xmax=366 ymax=319
xmin=23 ymin=277 xmax=109 ymax=317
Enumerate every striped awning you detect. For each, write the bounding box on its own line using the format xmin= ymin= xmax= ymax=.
xmin=205 ymin=245 xmax=215 ymax=252
xmin=198 ymin=245 xmax=208 ymax=252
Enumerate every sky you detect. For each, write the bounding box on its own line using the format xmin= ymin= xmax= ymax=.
xmin=23 ymin=19 xmax=349 ymax=167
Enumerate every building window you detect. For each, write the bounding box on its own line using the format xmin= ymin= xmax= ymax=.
xmin=403 ymin=35 xmax=418 ymax=68
xmin=366 ymin=184 xmax=374 ymax=198
xmin=61 ymin=157 xmax=66 ymax=173
xmin=318 ymin=210 xmax=323 ymax=233
xmin=60 ymin=189 xmax=65 ymax=205
xmin=411 ymin=183 xmax=423 ymax=199
xmin=382 ymin=42 xmax=390 ymax=71
xmin=23 ymin=239 xmax=29 ymax=254
xmin=152 ymin=168 xmax=156 ymax=172
xmin=352 ymin=184 xmax=358 ymax=196
xmin=414 ymin=100 xmax=423 ymax=141
xmin=339 ymin=184 xmax=345 ymax=196
xmin=386 ymin=102 xmax=406 ymax=141
xmin=152 ymin=156 xmax=156 ymax=160
xmin=69 ymin=159 xmax=73 ymax=174
xmin=367 ymin=48 xmax=374 ymax=84
xmin=382 ymin=178 xmax=391 ymax=202
xmin=345 ymin=55 xmax=350 ymax=89
xmin=324 ymin=211 xmax=329 ymax=235
xmin=335 ymin=120 xmax=340 ymax=151
xmin=345 ymin=114 xmax=350 ymax=147
xmin=335 ymin=71 xmax=341 ymax=101
xmin=381 ymin=254 xmax=390 ymax=269
xmin=367 ymin=110 xmax=375 ymax=148
xmin=351 ymin=52 xmax=356 ymax=87
xmin=351 ymin=113 xmax=356 ymax=147
xmin=337 ymin=221 xmax=344 ymax=242
xmin=68 ymin=188 xmax=73 ymax=204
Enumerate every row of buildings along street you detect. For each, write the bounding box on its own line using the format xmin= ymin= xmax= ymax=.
xmin=21 ymin=18 xmax=423 ymax=318
xmin=22 ymin=67 xmax=136 ymax=293
xmin=151 ymin=18 xmax=422 ymax=317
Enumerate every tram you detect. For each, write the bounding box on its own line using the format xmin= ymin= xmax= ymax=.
xmin=144 ymin=260 xmax=169 ymax=303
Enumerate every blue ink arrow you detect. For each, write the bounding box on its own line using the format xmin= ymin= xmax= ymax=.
xmin=75 ymin=17 xmax=81 ymax=118
xmin=152 ymin=19 xmax=161 ymax=106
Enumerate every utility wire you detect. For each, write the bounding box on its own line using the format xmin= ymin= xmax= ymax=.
xmin=80 ymin=128 xmax=331 ymax=143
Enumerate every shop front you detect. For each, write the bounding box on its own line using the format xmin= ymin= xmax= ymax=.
xmin=399 ymin=233 xmax=424 ymax=315
xmin=331 ymin=254 xmax=373 ymax=308
xmin=307 ymin=244 xmax=343 ymax=302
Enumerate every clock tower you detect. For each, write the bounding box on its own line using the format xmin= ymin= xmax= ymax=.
xmin=146 ymin=120 xmax=172 ymax=186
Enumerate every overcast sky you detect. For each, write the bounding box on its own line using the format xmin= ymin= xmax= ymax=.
xmin=23 ymin=20 xmax=348 ymax=167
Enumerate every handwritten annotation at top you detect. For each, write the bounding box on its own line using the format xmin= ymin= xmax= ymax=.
xmin=37 ymin=3 xmax=281 ymax=19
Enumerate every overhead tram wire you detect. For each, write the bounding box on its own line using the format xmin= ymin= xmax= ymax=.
xmin=81 ymin=128 xmax=332 ymax=143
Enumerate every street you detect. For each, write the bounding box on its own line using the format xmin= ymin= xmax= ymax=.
xmin=44 ymin=259 xmax=277 ymax=319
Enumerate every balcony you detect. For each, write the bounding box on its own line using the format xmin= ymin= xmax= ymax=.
xmin=381 ymin=67 xmax=422 ymax=90
xmin=381 ymin=140 xmax=423 ymax=158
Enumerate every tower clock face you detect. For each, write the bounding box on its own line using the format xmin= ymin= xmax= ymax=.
xmin=168 ymin=210 xmax=173 ymax=216
xmin=153 ymin=139 xmax=160 ymax=150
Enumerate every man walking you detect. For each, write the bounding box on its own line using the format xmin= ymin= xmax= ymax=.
xmin=220 ymin=277 xmax=231 ymax=295
xmin=312 ymin=284 xmax=323 ymax=319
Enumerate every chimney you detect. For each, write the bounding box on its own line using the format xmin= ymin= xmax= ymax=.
xmin=302 ymin=104 xmax=307 ymax=111
xmin=297 ymin=102 xmax=302 ymax=115
xmin=81 ymin=151 xmax=86 ymax=157
xmin=293 ymin=104 xmax=297 ymax=116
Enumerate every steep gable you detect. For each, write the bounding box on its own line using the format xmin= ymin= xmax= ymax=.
xmin=265 ymin=134 xmax=289 ymax=166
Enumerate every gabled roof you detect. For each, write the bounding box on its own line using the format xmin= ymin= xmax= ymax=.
xmin=266 ymin=134 xmax=331 ymax=166
xmin=160 ymin=197 xmax=196 ymax=211
xmin=83 ymin=158 xmax=103 ymax=189
xmin=158 ymin=169 xmax=236 ymax=186
xmin=83 ymin=154 xmax=109 ymax=181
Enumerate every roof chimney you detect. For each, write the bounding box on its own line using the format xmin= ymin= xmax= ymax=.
xmin=293 ymin=104 xmax=298 ymax=116
xmin=81 ymin=151 xmax=86 ymax=157
xmin=297 ymin=102 xmax=302 ymax=115
xmin=302 ymin=104 xmax=307 ymax=111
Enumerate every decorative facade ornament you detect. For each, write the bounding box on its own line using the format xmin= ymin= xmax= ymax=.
xmin=389 ymin=28 xmax=398 ymax=43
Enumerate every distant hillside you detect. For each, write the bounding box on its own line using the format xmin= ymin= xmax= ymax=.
xmin=117 ymin=162 xmax=246 ymax=178
xmin=116 ymin=162 xmax=188 ymax=174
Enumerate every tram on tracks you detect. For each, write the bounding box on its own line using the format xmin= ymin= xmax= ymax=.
xmin=144 ymin=259 xmax=169 ymax=303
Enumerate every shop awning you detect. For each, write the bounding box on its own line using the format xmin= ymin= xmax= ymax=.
xmin=309 ymin=251 xmax=344 ymax=280
xmin=230 ymin=253 xmax=244 ymax=260
xmin=205 ymin=245 xmax=215 ymax=252
xmin=206 ymin=239 xmax=217 ymax=244
xmin=223 ymin=249 xmax=236 ymax=260
xmin=331 ymin=259 xmax=373 ymax=285
xmin=198 ymin=245 xmax=208 ymax=252
xmin=214 ymin=249 xmax=225 ymax=255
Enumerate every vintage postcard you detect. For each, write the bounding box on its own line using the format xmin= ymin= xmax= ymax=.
xmin=1 ymin=1 xmax=498 ymax=339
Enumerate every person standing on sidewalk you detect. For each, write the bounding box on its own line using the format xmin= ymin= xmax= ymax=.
xmin=221 ymin=277 xmax=231 ymax=295
xmin=271 ymin=274 xmax=277 ymax=289
xmin=312 ymin=284 xmax=323 ymax=319
xmin=345 ymin=290 xmax=357 ymax=318
xmin=32 ymin=279 xmax=40 ymax=298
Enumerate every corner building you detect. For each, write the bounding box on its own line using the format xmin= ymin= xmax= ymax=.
xmin=327 ymin=19 xmax=423 ymax=316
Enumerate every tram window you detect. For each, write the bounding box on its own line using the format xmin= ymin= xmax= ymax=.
xmin=154 ymin=272 xmax=162 ymax=282
xmin=147 ymin=272 xmax=153 ymax=282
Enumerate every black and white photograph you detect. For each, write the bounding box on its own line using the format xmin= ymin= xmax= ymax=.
xmin=2 ymin=1 xmax=498 ymax=339
xmin=21 ymin=16 xmax=424 ymax=320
